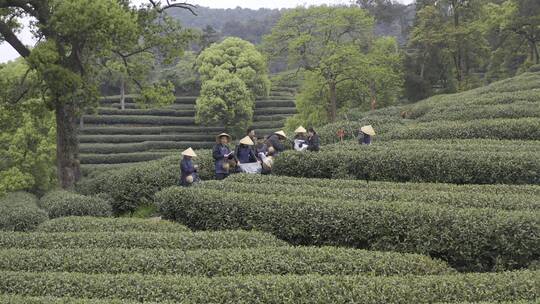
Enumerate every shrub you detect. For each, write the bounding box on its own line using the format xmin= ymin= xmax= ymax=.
xmin=79 ymin=141 xmax=213 ymax=154
xmin=80 ymin=152 xmax=175 ymax=164
xmin=83 ymin=115 xmax=195 ymax=125
xmin=77 ymin=152 xmax=214 ymax=214
xmin=79 ymin=134 xmax=214 ymax=144
xmin=0 ymin=270 xmax=536 ymax=303
xmin=198 ymin=179 xmax=540 ymax=211
xmin=80 ymin=125 xmax=223 ymax=135
xmin=272 ymin=149 xmax=540 ymax=184
xmin=96 ymin=108 xmax=195 ymax=117
xmin=39 ymin=191 xmax=112 ymax=218
xmin=155 ymin=187 xmax=540 ymax=271
xmin=384 ymin=118 xmax=540 ymax=140
xmin=36 ymin=216 xmax=189 ymax=233
xmin=0 ymin=230 xmax=286 ymax=250
xmin=0 ymin=192 xmax=48 ymax=231
xmin=0 ymin=246 xmax=452 ymax=276
xmin=0 ymin=295 xmax=141 ymax=304
xmin=416 ymin=102 xmax=540 ymax=122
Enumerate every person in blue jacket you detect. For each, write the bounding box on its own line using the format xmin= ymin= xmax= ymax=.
xmin=213 ymin=133 xmax=234 ymax=180
xmin=180 ymin=147 xmax=199 ymax=186
xmin=265 ymin=130 xmax=287 ymax=155
xmin=235 ymin=136 xmax=258 ymax=164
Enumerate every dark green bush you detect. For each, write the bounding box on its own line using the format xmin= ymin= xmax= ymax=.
xmin=0 ymin=270 xmax=536 ymax=303
xmin=80 ymin=151 xmax=175 ymax=164
xmin=83 ymin=115 xmax=195 ymax=125
xmin=272 ymin=149 xmax=540 ymax=184
xmin=39 ymin=191 xmax=112 ymax=218
xmin=0 ymin=230 xmax=286 ymax=250
xmin=80 ymin=141 xmax=213 ymax=154
xmin=155 ymin=187 xmax=540 ymax=271
xmin=416 ymin=102 xmax=540 ymax=122
xmin=80 ymin=125 xmax=223 ymax=135
xmin=36 ymin=216 xmax=189 ymax=233
xmin=97 ymin=108 xmax=195 ymax=117
xmin=77 ymin=152 xmax=213 ymax=214
xmin=385 ymin=118 xmax=540 ymax=140
xmin=0 ymin=246 xmax=452 ymax=276
xmin=255 ymin=100 xmax=295 ymax=108
xmin=198 ymin=179 xmax=540 ymax=211
xmin=0 ymin=295 xmax=141 ymax=304
xmin=79 ymin=134 xmax=214 ymax=144
xmin=0 ymin=192 xmax=48 ymax=231
xmin=254 ymin=107 xmax=296 ymax=115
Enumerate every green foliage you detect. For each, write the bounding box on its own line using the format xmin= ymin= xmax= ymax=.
xmin=160 ymin=51 xmax=200 ymax=94
xmin=0 ymin=246 xmax=452 ymax=276
xmin=0 ymin=60 xmax=56 ymax=195
xmin=36 ymin=216 xmax=188 ymax=233
xmin=156 ymin=186 xmax=539 ymax=271
xmin=39 ymin=191 xmax=112 ymax=218
xmin=200 ymin=176 xmax=540 ymax=211
xmin=195 ymin=70 xmax=254 ymax=136
xmin=0 ymin=230 xmax=286 ymax=250
xmin=0 ymin=295 xmax=142 ymax=304
xmin=1 ymin=269 xmax=537 ymax=302
xmin=76 ymin=152 xmax=214 ymax=214
xmin=196 ymin=37 xmax=270 ymax=97
xmin=265 ymin=6 xmax=403 ymax=123
xmin=0 ymin=192 xmax=48 ymax=232
xmin=273 ymin=147 xmax=539 ymax=184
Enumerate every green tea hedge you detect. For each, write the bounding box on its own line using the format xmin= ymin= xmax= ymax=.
xmin=80 ymin=125 xmax=223 ymax=135
xmin=155 ymin=187 xmax=540 ymax=271
xmin=83 ymin=115 xmax=195 ymax=125
xmin=97 ymin=108 xmax=195 ymax=117
xmin=36 ymin=216 xmax=189 ymax=233
xmin=39 ymin=191 xmax=112 ymax=218
xmin=77 ymin=152 xmax=213 ymax=214
xmin=0 ymin=270 xmax=536 ymax=303
xmin=80 ymin=151 xmax=175 ymax=164
xmin=0 ymin=295 xmax=144 ymax=304
xmin=272 ymin=149 xmax=540 ymax=184
xmin=79 ymin=134 xmax=214 ymax=144
xmin=385 ymin=118 xmax=540 ymax=140
xmin=416 ymin=102 xmax=540 ymax=122
xmin=0 ymin=246 xmax=452 ymax=276
xmin=0 ymin=230 xmax=286 ymax=250
xmin=0 ymin=192 xmax=48 ymax=231
xmin=198 ymin=180 xmax=540 ymax=211
xmin=80 ymin=141 xmax=213 ymax=154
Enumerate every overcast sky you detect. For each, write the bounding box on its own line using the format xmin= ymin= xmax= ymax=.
xmin=0 ymin=0 xmax=414 ymax=63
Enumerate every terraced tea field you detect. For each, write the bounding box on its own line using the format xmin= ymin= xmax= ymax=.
xmin=79 ymin=85 xmax=296 ymax=172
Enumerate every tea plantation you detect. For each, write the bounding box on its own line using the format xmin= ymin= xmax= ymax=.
xmin=1 ymin=71 xmax=539 ymax=303
xmin=78 ymin=85 xmax=297 ymax=173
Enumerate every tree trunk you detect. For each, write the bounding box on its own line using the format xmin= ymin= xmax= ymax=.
xmin=120 ymin=78 xmax=126 ymax=110
xmin=55 ymin=102 xmax=81 ymax=189
xmin=369 ymin=82 xmax=377 ymax=111
xmin=328 ymin=81 xmax=337 ymax=122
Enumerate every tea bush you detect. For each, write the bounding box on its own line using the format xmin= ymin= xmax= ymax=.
xmin=0 ymin=230 xmax=286 ymax=250
xmin=156 ymin=187 xmax=540 ymax=271
xmin=36 ymin=216 xmax=189 ymax=233
xmin=0 ymin=192 xmax=48 ymax=231
xmin=0 ymin=270 xmax=536 ymax=303
xmin=0 ymin=246 xmax=452 ymax=276
xmin=39 ymin=191 xmax=112 ymax=218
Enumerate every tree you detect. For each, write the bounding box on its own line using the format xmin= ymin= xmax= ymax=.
xmin=0 ymin=59 xmax=56 ymax=196
xmin=264 ymin=6 xmax=402 ymax=122
xmin=195 ymin=70 xmax=253 ymax=136
xmin=195 ymin=37 xmax=269 ymax=135
xmin=196 ymin=37 xmax=270 ymax=98
xmin=0 ymin=0 xmax=196 ymax=188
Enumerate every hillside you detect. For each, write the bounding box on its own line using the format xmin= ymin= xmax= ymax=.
xmin=79 ymin=85 xmax=297 ymax=173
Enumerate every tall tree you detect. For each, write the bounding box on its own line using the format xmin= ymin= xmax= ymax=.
xmin=0 ymin=0 xmax=196 ymax=188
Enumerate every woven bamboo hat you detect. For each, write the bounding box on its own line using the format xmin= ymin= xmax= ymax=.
xmin=239 ymin=136 xmax=254 ymax=146
xmin=294 ymin=126 xmax=307 ymax=134
xmin=181 ymin=147 xmax=197 ymax=157
xmin=274 ymin=130 xmax=287 ymax=139
xmin=185 ymin=175 xmax=194 ymax=184
xmin=215 ymin=133 xmax=232 ymax=143
xmin=360 ymin=125 xmax=376 ymax=136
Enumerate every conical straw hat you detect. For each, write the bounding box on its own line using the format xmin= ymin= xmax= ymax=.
xmin=181 ymin=147 xmax=197 ymax=157
xmin=185 ymin=175 xmax=194 ymax=184
xmin=274 ymin=130 xmax=287 ymax=139
xmin=239 ymin=136 xmax=254 ymax=146
xmin=294 ymin=126 xmax=307 ymax=133
xmin=360 ymin=125 xmax=376 ymax=136
xmin=215 ymin=133 xmax=232 ymax=143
